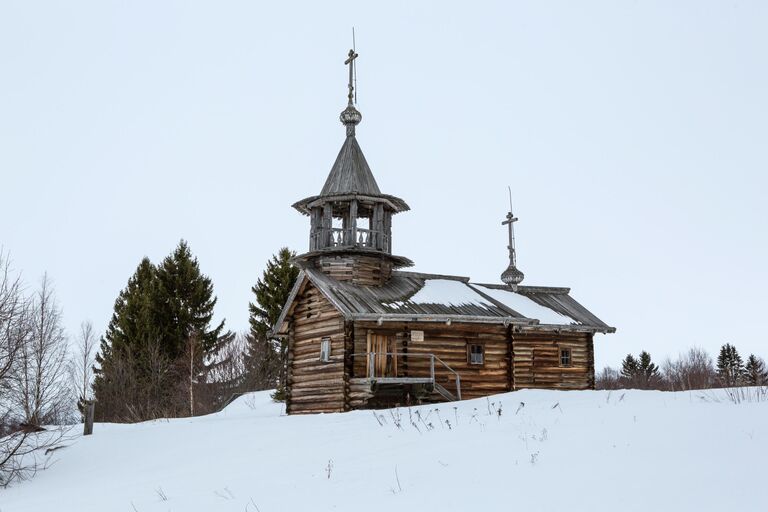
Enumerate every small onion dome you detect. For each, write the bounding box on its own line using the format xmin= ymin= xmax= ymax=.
xmin=501 ymin=264 xmax=525 ymax=287
xmin=340 ymin=105 xmax=362 ymax=126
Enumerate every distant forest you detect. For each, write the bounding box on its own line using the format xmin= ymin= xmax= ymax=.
xmin=596 ymin=344 xmax=767 ymax=391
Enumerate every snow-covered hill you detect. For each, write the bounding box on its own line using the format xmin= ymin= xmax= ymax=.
xmin=2 ymin=389 xmax=766 ymax=512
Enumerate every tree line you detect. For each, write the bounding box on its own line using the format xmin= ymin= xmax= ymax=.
xmin=596 ymin=344 xmax=768 ymax=391
xmin=0 ymin=242 xmax=298 ymax=485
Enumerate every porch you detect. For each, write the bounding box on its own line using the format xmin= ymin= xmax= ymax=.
xmin=350 ymin=352 xmax=462 ymax=404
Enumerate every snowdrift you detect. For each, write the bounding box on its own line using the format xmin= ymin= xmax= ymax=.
xmin=2 ymin=389 xmax=766 ymax=512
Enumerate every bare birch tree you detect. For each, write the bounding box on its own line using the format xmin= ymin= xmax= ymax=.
xmin=0 ymin=251 xmax=29 ymax=433
xmin=70 ymin=320 xmax=97 ymax=417
xmin=178 ymin=331 xmax=246 ymax=417
xmin=0 ymin=257 xmax=72 ymax=487
xmin=184 ymin=333 xmax=201 ymax=417
xmin=10 ymin=274 xmax=70 ymax=426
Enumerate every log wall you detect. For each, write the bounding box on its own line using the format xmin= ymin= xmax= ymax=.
xmin=285 ymin=283 xmax=347 ymax=414
xmin=286 ymin=297 xmax=596 ymax=413
xmin=512 ymin=331 xmax=594 ymax=390
xmin=352 ymin=322 xmax=510 ymax=401
xmin=313 ymin=254 xmax=392 ymax=286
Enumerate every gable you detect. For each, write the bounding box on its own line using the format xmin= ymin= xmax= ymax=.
xmin=272 ymin=272 xmax=347 ymax=336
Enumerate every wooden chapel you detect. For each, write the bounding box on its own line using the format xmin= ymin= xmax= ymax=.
xmin=273 ymin=49 xmax=615 ymax=414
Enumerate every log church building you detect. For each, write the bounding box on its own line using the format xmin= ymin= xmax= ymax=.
xmin=274 ymin=49 xmax=615 ymax=414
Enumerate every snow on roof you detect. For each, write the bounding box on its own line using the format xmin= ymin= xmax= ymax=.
xmin=277 ymin=268 xmax=611 ymax=332
xmin=472 ymin=284 xmax=578 ymax=325
xmin=405 ymin=278 xmax=496 ymax=308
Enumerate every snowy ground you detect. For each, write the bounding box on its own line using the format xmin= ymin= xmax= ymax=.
xmin=2 ymin=388 xmax=766 ymax=512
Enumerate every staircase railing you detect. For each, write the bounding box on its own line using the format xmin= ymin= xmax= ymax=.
xmin=431 ymin=353 xmax=462 ymax=401
xmin=351 ymin=352 xmax=461 ymax=401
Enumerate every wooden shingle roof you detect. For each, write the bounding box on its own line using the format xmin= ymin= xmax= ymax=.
xmin=274 ymin=268 xmax=615 ymax=335
xmin=321 ymin=136 xmax=380 ymax=196
xmin=292 ymin=135 xmax=410 ymax=215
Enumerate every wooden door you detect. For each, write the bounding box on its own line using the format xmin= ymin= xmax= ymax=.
xmin=367 ymin=332 xmax=397 ymax=378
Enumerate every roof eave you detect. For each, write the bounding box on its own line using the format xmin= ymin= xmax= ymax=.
xmin=293 ymin=249 xmax=414 ymax=269
xmin=351 ymin=313 xmax=614 ymax=333
xmin=529 ymin=323 xmax=617 ymax=334
xmin=351 ymin=313 xmax=535 ymax=325
xmin=270 ymin=271 xmax=309 ymax=337
xmin=292 ymin=193 xmax=410 ymax=215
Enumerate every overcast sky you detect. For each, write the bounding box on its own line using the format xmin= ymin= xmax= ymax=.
xmin=1 ymin=1 xmax=766 ymax=369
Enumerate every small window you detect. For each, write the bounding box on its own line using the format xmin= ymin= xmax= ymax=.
xmin=320 ymin=337 xmax=331 ymax=362
xmin=560 ymin=348 xmax=571 ymax=367
xmin=468 ymin=344 xmax=484 ymax=365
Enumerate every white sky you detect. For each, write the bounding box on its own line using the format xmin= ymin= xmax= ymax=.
xmin=1 ymin=1 xmax=766 ymax=369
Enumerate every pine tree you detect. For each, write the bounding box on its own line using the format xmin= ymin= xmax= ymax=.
xmin=744 ymin=354 xmax=768 ymax=386
xmin=716 ymin=343 xmax=745 ymax=387
xmin=246 ymin=248 xmax=300 ymax=397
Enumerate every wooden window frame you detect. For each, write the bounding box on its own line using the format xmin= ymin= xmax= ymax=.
xmin=467 ymin=343 xmax=485 ymax=366
xmin=559 ymin=347 xmax=571 ymax=367
xmin=320 ymin=337 xmax=331 ymax=363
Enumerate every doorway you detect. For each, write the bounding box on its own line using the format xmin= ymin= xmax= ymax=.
xmin=366 ymin=332 xmax=397 ymax=378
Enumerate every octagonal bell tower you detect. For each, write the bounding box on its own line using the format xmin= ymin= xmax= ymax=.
xmin=292 ymin=49 xmax=412 ymax=285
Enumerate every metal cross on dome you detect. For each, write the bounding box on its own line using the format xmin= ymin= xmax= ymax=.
xmin=344 ymin=48 xmax=358 ymax=106
xmin=500 ymin=186 xmax=525 ymax=288
xmin=503 ymin=210 xmax=519 ymax=266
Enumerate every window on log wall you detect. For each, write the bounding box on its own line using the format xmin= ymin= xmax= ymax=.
xmin=559 ymin=347 xmax=571 ymax=367
xmin=320 ymin=337 xmax=331 ymax=362
xmin=468 ymin=344 xmax=485 ymax=365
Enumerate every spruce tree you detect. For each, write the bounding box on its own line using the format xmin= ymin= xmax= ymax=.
xmin=154 ymin=240 xmax=233 ymax=414
xmin=93 ymin=257 xmax=160 ymax=373
xmin=620 ymin=354 xmax=639 ymax=383
xmin=93 ymin=257 xmax=161 ymax=420
xmin=638 ymin=351 xmax=661 ymax=389
xmin=93 ymin=242 xmax=232 ymax=421
xmin=246 ymin=248 xmax=300 ymax=396
xmin=620 ymin=352 xmax=660 ymax=389
xmin=249 ymin=248 xmax=300 ymax=340
xmin=155 ymin=240 xmax=226 ymax=357
xmin=716 ymin=343 xmax=745 ymax=387
xmin=744 ymin=355 xmax=768 ymax=386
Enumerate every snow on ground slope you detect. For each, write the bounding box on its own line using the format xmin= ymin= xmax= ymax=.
xmin=2 ymin=389 xmax=766 ymax=512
